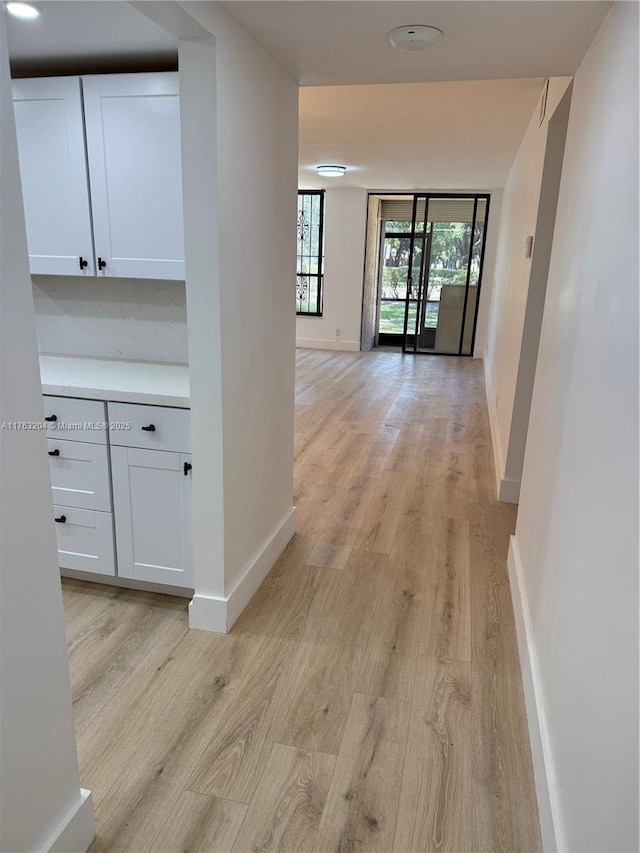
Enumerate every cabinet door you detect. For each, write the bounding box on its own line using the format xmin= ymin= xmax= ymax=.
xmin=111 ymin=446 xmax=192 ymax=587
xmin=82 ymin=73 xmax=185 ymax=281
xmin=12 ymin=77 xmax=95 ymax=276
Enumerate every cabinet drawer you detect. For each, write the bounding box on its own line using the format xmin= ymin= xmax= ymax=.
xmin=47 ymin=439 xmax=111 ymax=511
xmin=43 ymin=396 xmax=107 ymax=444
xmin=108 ymin=402 xmax=191 ymax=453
xmin=53 ymin=505 xmax=116 ymax=576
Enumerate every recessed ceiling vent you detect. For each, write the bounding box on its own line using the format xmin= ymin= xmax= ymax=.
xmin=388 ymin=25 xmax=443 ymax=51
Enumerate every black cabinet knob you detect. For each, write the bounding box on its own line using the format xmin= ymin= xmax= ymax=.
xmin=54 ymin=515 xmax=67 ymax=524
xmin=183 ymin=462 xmax=192 ymax=476
xmin=97 ymin=257 xmax=107 ymax=270
xmin=48 ymin=449 xmax=60 ymax=457
xmin=79 ymin=256 xmax=88 ymax=269
xmin=141 ymin=424 xmax=156 ymax=432
xmin=45 ymin=414 xmax=57 ymax=422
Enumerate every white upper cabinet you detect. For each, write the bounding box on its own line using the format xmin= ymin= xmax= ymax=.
xmin=83 ymin=73 xmax=185 ymax=281
xmin=12 ymin=77 xmax=95 ymax=276
xmin=13 ymin=72 xmax=185 ymax=281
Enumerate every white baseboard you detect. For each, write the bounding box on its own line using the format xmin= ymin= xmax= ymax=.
xmin=296 ymin=338 xmax=360 ymax=352
xmin=508 ymin=537 xmax=564 ymax=852
xmin=189 ymin=506 xmax=297 ymax=633
xmin=483 ymin=360 xmax=520 ymax=503
xmin=473 ymin=346 xmax=485 ymax=359
xmin=43 ymin=788 xmax=95 ymax=853
xmin=499 ymin=477 xmax=521 ymax=504
xmin=483 ymin=359 xmax=505 ymax=499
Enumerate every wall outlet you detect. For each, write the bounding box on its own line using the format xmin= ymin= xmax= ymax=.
xmin=335 ymin=328 xmax=341 ymax=340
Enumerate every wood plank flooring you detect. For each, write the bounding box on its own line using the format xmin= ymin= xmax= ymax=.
xmin=62 ymin=349 xmax=541 ymax=852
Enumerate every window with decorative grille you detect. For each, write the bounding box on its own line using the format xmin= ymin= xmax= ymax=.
xmin=296 ymin=190 xmax=324 ymax=316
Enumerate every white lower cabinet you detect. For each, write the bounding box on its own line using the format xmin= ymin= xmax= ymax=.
xmin=47 ymin=438 xmax=111 ymax=511
xmin=54 ymin=505 xmax=116 ymax=576
xmin=111 ymin=446 xmax=193 ymax=587
xmin=45 ymin=394 xmax=192 ymax=588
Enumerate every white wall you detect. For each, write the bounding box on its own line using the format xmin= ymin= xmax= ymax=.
xmin=171 ymin=2 xmax=298 ymax=628
xmin=510 ymin=4 xmax=639 ymax=850
xmin=33 ymin=276 xmax=188 ymax=364
xmin=0 ymin=9 xmax=94 ymax=851
xmin=193 ymin=4 xmax=298 ymax=602
xmin=485 ymin=77 xmax=571 ymax=500
xmin=296 ymin=186 xmax=367 ymax=352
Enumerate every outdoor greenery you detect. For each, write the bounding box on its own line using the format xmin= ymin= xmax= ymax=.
xmin=381 ymin=220 xmax=485 ymax=305
xmin=379 ymin=300 xmax=439 ymax=334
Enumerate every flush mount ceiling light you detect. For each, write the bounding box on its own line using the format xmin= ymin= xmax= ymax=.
xmin=6 ymin=1 xmax=41 ymax=18
xmin=388 ymin=25 xmax=442 ymax=51
xmin=316 ymin=165 xmax=346 ymax=178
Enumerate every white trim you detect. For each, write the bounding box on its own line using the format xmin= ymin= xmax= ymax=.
xmin=296 ymin=338 xmax=360 ymax=352
xmin=41 ymin=788 xmax=95 ymax=853
xmin=508 ymin=537 xmax=566 ymax=852
xmin=483 ymin=359 xmax=505 ymax=498
xmin=499 ymin=477 xmax=521 ymax=504
xmin=189 ymin=506 xmax=297 ymax=633
xmin=482 ymin=359 xmax=521 ymax=503
xmin=473 ymin=346 xmax=485 ymax=359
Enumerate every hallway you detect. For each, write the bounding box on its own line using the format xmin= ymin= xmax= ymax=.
xmin=66 ymin=349 xmax=540 ymax=852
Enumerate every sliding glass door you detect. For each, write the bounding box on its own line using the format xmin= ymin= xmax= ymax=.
xmin=376 ymin=193 xmax=490 ymax=355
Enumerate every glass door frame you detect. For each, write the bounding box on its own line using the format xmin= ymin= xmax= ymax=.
xmin=371 ymin=191 xmax=491 ymax=356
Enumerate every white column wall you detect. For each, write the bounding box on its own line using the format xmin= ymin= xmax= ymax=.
xmin=484 ymin=77 xmax=571 ymax=500
xmin=509 ymin=4 xmax=639 ymax=850
xmin=0 ymin=9 xmax=94 ymax=851
xmin=178 ymin=3 xmax=299 ymax=627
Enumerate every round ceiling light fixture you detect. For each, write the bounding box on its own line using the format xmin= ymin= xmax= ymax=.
xmin=316 ymin=165 xmax=346 ymax=178
xmin=6 ymin=1 xmax=41 ymax=18
xmin=388 ymin=25 xmax=442 ymax=51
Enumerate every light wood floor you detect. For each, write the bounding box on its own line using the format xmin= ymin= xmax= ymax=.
xmin=64 ymin=349 xmax=541 ymax=853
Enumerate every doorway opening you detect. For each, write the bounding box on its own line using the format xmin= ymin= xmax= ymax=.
xmin=369 ymin=193 xmax=490 ymax=355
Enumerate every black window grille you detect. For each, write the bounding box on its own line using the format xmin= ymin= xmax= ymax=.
xmin=297 ymin=190 xmax=324 ymax=316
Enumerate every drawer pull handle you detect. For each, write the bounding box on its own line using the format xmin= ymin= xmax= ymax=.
xmin=141 ymin=424 xmax=156 ymax=432
xmin=54 ymin=515 xmax=67 ymax=524
xmin=45 ymin=414 xmax=57 ymax=422
xmin=184 ymin=462 xmax=192 ymax=476
xmin=79 ymin=256 xmax=88 ymax=270
xmin=48 ymin=449 xmax=60 ymax=457
xmin=98 ymin=257 xmax=107 ymax=270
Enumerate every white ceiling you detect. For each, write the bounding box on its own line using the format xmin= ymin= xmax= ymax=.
xmin=221 ymin=1 xmax=611 ymax=87
xmin=299 ymin=78 xmax=544 ymax=190
xmin=6 ymin=1 xmax=609 ymax=191
xmin=7 ymin=2 xmax=177 ymax=75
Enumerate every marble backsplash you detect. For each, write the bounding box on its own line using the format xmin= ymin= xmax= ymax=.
xmin=32 ymin=275 xmax=188 ymax=364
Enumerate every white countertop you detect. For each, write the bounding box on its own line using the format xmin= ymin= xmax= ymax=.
xmin=39 ymin=355 xmax=190 ymax=408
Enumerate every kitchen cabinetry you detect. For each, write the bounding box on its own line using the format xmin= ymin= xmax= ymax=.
xmin=111 ymin=447 xmax=193 ymax=587
xmin=12 ymin=77 xmax=95 ymax=276
xmin=44 ymin=394 xmax=192 ymax=588
xmin=14 ymin=73 xmax=184 ymax=281
xmin=109 ymin=402 xmax=193 ymax=587
xmin=44 ymin=395 xmax=116 ymax=576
